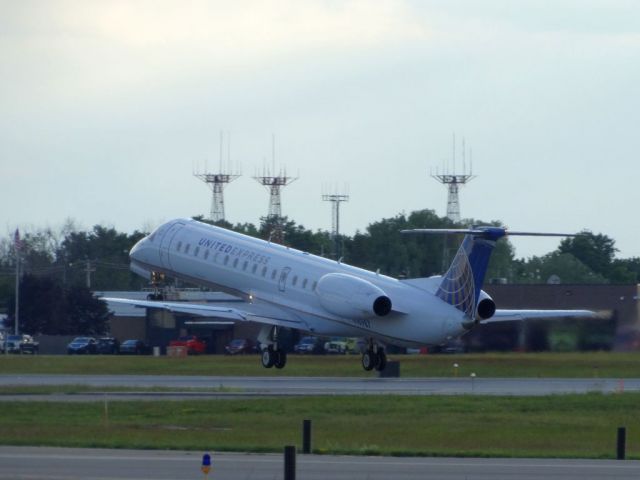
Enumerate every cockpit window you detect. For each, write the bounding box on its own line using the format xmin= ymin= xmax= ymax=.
xmin=147 ymin=223 xmax=167 ymax=243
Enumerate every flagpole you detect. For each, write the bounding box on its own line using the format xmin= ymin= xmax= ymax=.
xmin=14 ymin=248 xmax=19 ymax=336
xmin=14 ymin=230 xmax=20 ymax=336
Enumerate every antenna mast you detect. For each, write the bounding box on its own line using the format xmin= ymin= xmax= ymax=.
xmin=194 ymin=131 xmax=241 ymax=223
xmin=253 ymin=135 xmax=298 ymax=243
xmin=431 ymin=135 xmax=476 ymax=223
xmin=322 ymin=185 xmax=349 ymax=258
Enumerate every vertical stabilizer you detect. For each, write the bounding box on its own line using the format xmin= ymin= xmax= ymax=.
xmin=435 ymin=228 xmax=505 ymax=319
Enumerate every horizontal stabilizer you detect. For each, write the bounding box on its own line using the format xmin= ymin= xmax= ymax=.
xmin=482 ymin=309 xmax=597 ymax=323
xmin=401 ymin=228 xmax=579 ymax=238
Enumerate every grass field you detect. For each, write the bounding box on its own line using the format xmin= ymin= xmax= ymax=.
xmin=1 ymin=394 xmax=638 ymax=459
xmin=2 ymin=352 xmax=640 ymax=459
xmin=1 ymin=352 xmax=639 ymax=377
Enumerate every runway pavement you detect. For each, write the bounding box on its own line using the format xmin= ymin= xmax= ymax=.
xmin=0 ymin=374 xmax=639 ymax=400
xmin=0 ymin=446 xmax=639 ymax=480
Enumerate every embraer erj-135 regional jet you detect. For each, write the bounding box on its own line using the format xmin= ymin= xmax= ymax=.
xmin=105 ymin=219 xmax=594 ymax=371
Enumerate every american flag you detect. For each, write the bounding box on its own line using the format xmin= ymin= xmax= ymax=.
xmin=14 ymin=228 xmax=23 ymax=252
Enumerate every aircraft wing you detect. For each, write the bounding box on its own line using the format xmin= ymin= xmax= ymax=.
xmin=102 ymin=297 xmax=306 ymax=329
xmin=482 ymin=309 xmax=597 ymax=324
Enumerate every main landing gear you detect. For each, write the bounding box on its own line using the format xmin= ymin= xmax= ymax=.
xmin=258 ymin=325 xmax=287 ymax=369
xmin=261 ymin=346 xmax=287 ymax=369
xmin=361 ymin=341 xmax=387 ymax=372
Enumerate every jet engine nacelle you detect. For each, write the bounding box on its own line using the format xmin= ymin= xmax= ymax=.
xmin=316 ymin=273 xmax=392 ymax=319
xmin=476 ymin=291 xmax=496 ymax=320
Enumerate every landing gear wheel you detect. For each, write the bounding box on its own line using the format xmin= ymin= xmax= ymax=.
xmin=362 ymin=350 xmax=378 ymax=371
xmin=261 ymin=347 xmax=275 ymax=368
xmin=375 ymin=349 xmax=387 ymax=372
xmin=274 ymin=350 xmax=287 ymax=369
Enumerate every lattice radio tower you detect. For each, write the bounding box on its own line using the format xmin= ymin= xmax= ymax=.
xmin=322 ymin=186 xmax=349 ymax=258
xmin=194 ymin=132 xmax=241 ymax=223
xmin=253 ymin=135 xmax=298 ymax=243
xmin=431 ymin=134 xmax=476 ymax=223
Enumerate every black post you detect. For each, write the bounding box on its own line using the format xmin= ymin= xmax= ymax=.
xmin=302 ymin=419 xmax=312 ymax=454
xmin=617 ymin=427 xmax=626 ymax=460
xmin=284 ymin=445 xmax=296 ymax=480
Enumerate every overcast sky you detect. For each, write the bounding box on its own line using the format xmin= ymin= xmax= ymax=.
xmin=1 ymin=0 xmax=639 ymax=260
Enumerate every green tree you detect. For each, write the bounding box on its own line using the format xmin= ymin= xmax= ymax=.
xmin=7 ymin=275 xmax=65 ymax=334
xmin=514 ymin=252 xmax=608 ymax=284
xmin=6 ymin=274 xmax=110 ymax=335
xmin=65 ymin=286 xmax=111 ymax=334
xmin=558 ymin=231 xmax=617 ymax=277
xmin=56 ymin=226 xmax=146 ymax=290
xmin=610 ymin=258 xmax=640 ymax=283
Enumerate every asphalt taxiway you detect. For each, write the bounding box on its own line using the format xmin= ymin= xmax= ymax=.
xmin=1 ymin=374 xmax=638 ymax=400
xmin=0 ymin=446 xmax=639 ymax=480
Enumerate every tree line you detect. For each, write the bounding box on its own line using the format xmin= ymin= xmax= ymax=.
xmin=1 ymin=210 xmax=639 ymax=335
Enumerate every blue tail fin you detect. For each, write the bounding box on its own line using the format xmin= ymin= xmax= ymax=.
xmin=401 ymin=226 xmax=577 ymax=319
xmin=435 ymin=228 xmax=506 ymax=319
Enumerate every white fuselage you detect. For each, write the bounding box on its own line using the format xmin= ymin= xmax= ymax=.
xmin=130 ymin=218 xmax=470 ymax=347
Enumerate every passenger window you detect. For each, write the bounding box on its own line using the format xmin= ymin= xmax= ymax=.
xmin=271 ymin=269 xmax=277 ymax=280
xmin=262 ymin=266 xmax=268 ymax=277
xmin=194 ymin=246 xmax=200 ymax=257
xmin=312 ymin=281 xmax=317 ymax=291
xmin=224 ymin=255 xmax=229 ymax=265
xmin=243 ymin=260 xmax=248 ymax=271
xmin=176 ymin=241 xmax=182 ymax=252
xmin=185 ymin=244 xmax=191 ymax=254
xmin=252 ymin=264 xmax=258 ymax=274
xmin=292 ymin=275 xmax=298 ymax=286
xmin=204 ymin=250 xmax=209 ymax=260
xmin=302 ymin=278 xmax=308 ymax=289
xmin=233 ymin=258 xmax=239 ymax=268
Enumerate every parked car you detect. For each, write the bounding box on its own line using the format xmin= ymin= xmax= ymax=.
xmin=96 ymin=337 xmax=120 ymax=354
xmin=294 ymin=336 xmax=325 ymax=354
xmin=19 ymin=335 xmax=39 ymax=354
xmin=3 ymin=334 xmax=39 ymax=354
xmin=119 ymin=339 xmax=151 ymax=355
xmin=324 ymin=338 xmax=349 ymax=354
xmin=5 ymin=334 xmax=22 ymax=354
xmin=169 ymin=335 xmax=207 ymax=355
xmin=224 ymin=338 xmax=255 ymax=355
xmin=67 ymin=337 xmax=97 ymax=354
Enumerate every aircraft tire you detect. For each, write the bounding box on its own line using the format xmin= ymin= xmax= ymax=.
xmin=375 ymin=349 xmax=387 ymax=372
xmin=261 ymin=347 xmax=275 ymax=368
xmin=274 ymin=350 xmax=287 ymax=369
xmin=362 ymin=350 xmax=377 ymax=371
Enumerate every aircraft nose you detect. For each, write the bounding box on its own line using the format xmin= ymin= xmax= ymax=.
xmin=129 ymin=237 xmax=147 ymax=262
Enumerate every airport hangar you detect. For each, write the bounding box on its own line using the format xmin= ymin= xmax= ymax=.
xmin=83 ymin=284 xmax=640 ymax=355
